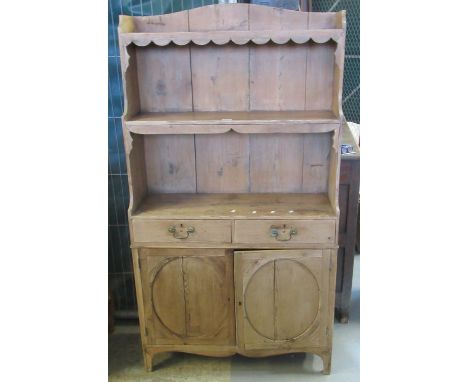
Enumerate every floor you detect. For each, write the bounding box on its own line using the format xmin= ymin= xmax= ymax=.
xmin=109 ymin=256 xmax=360 ymax=381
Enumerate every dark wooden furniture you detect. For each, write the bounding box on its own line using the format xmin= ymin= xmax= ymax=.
xmin=335 ymin=121 xmax=360 ymax=323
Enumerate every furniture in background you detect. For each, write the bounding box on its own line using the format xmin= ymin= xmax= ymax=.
xmin=335 ymin=121 xmax=360 ymax=323
xmin=118 ymin=4 xmax=346 ymax=375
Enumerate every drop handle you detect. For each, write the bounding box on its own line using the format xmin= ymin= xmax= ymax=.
xmin=168 ymin=224 xmax=195 ymax=239
xmin=270 ymin=224 xmax=297 ymax=241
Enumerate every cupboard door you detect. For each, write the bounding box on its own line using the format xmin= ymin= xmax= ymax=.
xmin=140 ymin=248 xmax=235 ymax=345
xmin=235 ymin=249 xmax=331 ymax=350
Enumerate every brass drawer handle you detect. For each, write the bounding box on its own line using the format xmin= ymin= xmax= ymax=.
xmin=168 ymin=224 xmax=195 ymax=239
xmin=270 ymin=225 xmax=297 ymax=241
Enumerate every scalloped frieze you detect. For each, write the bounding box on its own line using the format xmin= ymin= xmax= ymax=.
xmin=120 ymin=30 xmax=343 ymax=48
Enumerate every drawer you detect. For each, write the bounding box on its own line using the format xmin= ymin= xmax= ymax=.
xmin=132 ymin=219 xmax=232 ymax=243
xmin=233 ymin=220 xmax=335 ymax=244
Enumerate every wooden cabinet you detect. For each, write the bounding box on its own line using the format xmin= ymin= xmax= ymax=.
xmin=140 ymin=249 xmax=235 ymax=345
xmin=119 ymin=4 xmax=346 ymax=375
xmin=335 ymin=122 xmax=360 ymax=323
xmin=235 ymin=250 xmax=334 ymax=364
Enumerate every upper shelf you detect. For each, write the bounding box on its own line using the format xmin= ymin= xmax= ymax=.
xmin=119 ymin=5 xmax=347 ymax=124
xmin=126 ymin=111 xmax=340 ymax=134
xmin=119 ymin=29 xmax=344 ymax=47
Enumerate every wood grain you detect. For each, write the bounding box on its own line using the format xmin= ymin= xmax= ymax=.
xmin=191 ymin=45 xmax=249 ymax=112
xmin=132 ymin=219 xmax=232 ymax=244
xmin=133 ymin=193 xmax=335 ymax=220
xmin=140 ymin=248 xmax=235 ymax=345
xmin=249 ymin=134 xmax=303 ymax=192
xmin=144 ymin=135 xmax=196 ymax=193
xmin=118 ymin=6 xmax=346 ymax=375
xmin=235 ymin=249 xmax=330 ymax=350
xmin=233 ymin=220 xmax=335 ymax=244
xmin=302 ymin=133 xmax=331 ymax=193
xmin=136 ymin=46 xmax=192 ymax=113
xmin=195 ymin=132 xmax=250 ymax=193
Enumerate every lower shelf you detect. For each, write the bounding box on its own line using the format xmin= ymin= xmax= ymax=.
xmin=133 ymin=193 xmax=336 ymax=220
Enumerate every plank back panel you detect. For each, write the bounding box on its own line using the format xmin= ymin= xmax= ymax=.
xmin=305 ymin=43 xmax=336 ymax=111
xmin=302 ymin=133 xmax=331 ymax=193
xmin=131 ymin=11 xmax=189 ymax=33
xmin=188 ymin=4 xmax=249 ymax=32
xmin=248 ymin=7 xmax=308 ymax=112
xmin=249 ymin=134 xmax=304 ymax=192
xmin=136 ymin=46 xmax=193 ymax=113
xmin=143 ymin=132 xmax=333 ymax=194
xmin=249 ymin=4 xmax=309 ymax=31
xmin=189 ymin=4 xmax=249 ymax=113
xmin=191 ymin=45 xmax=249 ymax=112
xmin=195 ymin=132 xmax=250 ymax=193
xmin=144 ymin=135 xmax=196 ymax=193
xmin=249 ymin=43 xmax=308 ymax=111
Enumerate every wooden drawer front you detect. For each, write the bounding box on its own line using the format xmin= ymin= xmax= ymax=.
xmin=233 ymin=220 xmax=335 ymax=244
xmin=132 ymin=219 xmax=231 ymax=243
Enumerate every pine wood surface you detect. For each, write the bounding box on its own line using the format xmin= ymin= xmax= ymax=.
xmin=128 ymin=110 xmax=339 ymax=124
xmin=133 ymin=193 xmax=335 ymax=220
xmin=235 ymin=250 xmax=330 ymax=351
xmin=118 ymin=4 xmax=346 ymax=375
xmin=140 ymin=133 xmax=334 ymax=194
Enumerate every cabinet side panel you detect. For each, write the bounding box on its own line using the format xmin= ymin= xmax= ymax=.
xmin=136 ymin=46 xmax=193 ymax=113
xmin=123 ymin=129 xmax=147 ymax=214
xmin=195 ymin=132 xmax=250 ymax=193
xmin=302 ymin=133 xmax=331 ymax=193
xmin=328 ymin=128 xmax=341 ymax=214
xmin=144 ymin=135 xmax=196 ymax=193
xmin=250 ymin=44 xmax=307 ymax=111
xmin=122 ymin=45 xmax=141 ymax=119
xmin=249 ymin=134 xmax=303 ymax=192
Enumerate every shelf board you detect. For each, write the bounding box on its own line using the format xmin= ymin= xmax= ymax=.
xmin=132 ymin=193 xmax=336 ymax=220
xmin=120 ymin=29 xmax=344 ymax=47
xmin=126 ymin=111 xmax=340 ymax=134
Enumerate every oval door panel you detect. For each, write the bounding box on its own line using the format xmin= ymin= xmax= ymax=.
xmin=152 ymin=257 xmax=227 ymax=338
xmin=244 ymin=259 xmax=320 ymax=341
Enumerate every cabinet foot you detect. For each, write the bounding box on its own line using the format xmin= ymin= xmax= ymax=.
xmin=319 ymin=350 xmax=332 ymax=375
xmin=143 ymin=351 xmax=153 ymax=372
